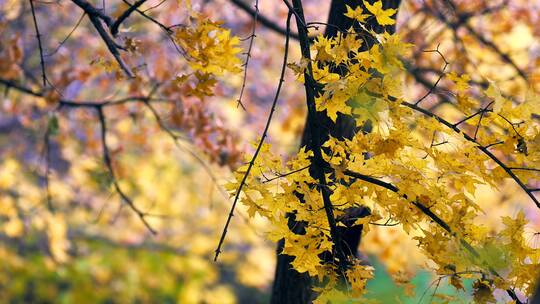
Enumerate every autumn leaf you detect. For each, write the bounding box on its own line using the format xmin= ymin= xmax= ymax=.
xmin=344 ymin=5 xmax=369 ymax=23
xmin=349 ymin=90 xmax=388 ymax=124
xmin=447 ymin=72 xmax=470 ymax=92
xmin=485 ymin=82 xmax=509 ymax=114
xmin=363 ymin=0 xmax=397 ymax=25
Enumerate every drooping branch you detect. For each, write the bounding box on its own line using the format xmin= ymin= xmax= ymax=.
xmin=96 ymin=106 xmax=157 ymax=234
xmin=400 ymin=100 xmax=540 ymax=209
xmin=0 ymin=76 xmax=173 ymax=107
xmin=342 ymin=169 xmax=523 ymax=303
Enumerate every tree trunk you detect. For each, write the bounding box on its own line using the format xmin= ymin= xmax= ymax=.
xmin=531 ymin=278 xmax=540 ymax=304
xmin=271 ymin=1 xmax=401 ymax=303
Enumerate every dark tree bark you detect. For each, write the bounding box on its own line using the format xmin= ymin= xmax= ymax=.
xmin=271 ymin=1 xmax=401 ymax=303
xmin=531 ymin=279 xmax=540 ymax=304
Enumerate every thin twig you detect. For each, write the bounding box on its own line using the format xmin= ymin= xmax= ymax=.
xmin=142 ymin=0 xmax=167 ymax=12
xmin=508 ymin=167 xmax=540 ymax=173
xmin=29 ymin=0 xmax=48 ymax=87
xmin=262 ymin=165 xmax=310 ymax=183
xmin=472 ymin=102 xmax=495 ymax=141
xmin=453 ymin=107 xmax=492 ymax=127
xmin=96 ymin=106 xmax=156 ymax=234
xmin=484 ymin=141 xmax=504 ymax=149
xmin=235 ymin=0 xmax=259 ymax=111
xmin=229 ymin=0 xmax=300 ymax=40
xmin=121 ymin=0 xmax=174 ymax=33
xmin=414 ymin=44 xmax=449 ymax=106
xmin=214 ymin=11 xmax=292 ymax=262
xmin=46 ymin=12 xmax=86 ymax=56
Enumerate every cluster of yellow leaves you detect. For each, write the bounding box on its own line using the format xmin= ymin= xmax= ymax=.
xmin=312 ymin=263 xmax=374 ymax=303
xmin=305 ymin=31 xmax=411 ymax=123
xmin=448 ymin=72 xmax=478 ymax=113
xmin=175 ymin=16 xmax=242 ymax=75
xmin=500 ymin=212 xmax=540 ymax=295
xmin=344 ymin=1 xmax=397 ymax=26
xmin=227 ymin=4 xmax=540 ymax=302
xmin=173 ymin=14 xmax=242 ymax=99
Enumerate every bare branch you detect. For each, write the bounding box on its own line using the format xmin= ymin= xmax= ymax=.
xmin=414 ymin=44 xmax=449 ymax=106
xmin=214 ymin=11 xmax=292 ymax=262
xmin=71 ymin=0 xmax=134 ymax=78
xmin=29 ymin=0 xmax=48 ymax=87
xmin=110 ymin=0 xmax=147 ymax=36
xmin=235 ymin=0 xmax=259 ymax=111
xmin=261 ymin=165 xmax=310 ymax=183
xmin=96 ymin=107 xmax=157 ymax=234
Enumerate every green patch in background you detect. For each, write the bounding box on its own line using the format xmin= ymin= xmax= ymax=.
xmin=365 ymin=257 xmax=474 ymax=304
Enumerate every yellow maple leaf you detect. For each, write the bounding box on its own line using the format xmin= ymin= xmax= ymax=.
xmin=175 ymin=17 xmax=242 ymax=76
xmin=363 ymin=0 xmax=397 ymax=26
xmin=447 ymin=72 xmax=470 ymax=92
xmin=346 ymin=264 xmax=374 ymax=296
xmin=350 ymin=90 xmax=388 ymax=124
xmin=485 ymin=82 xmax=509 ymax=114
xmin=344 ymin=5 xmax=369 ymax=23
xmin=313 ymin=36 xmax=334 ymax=62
